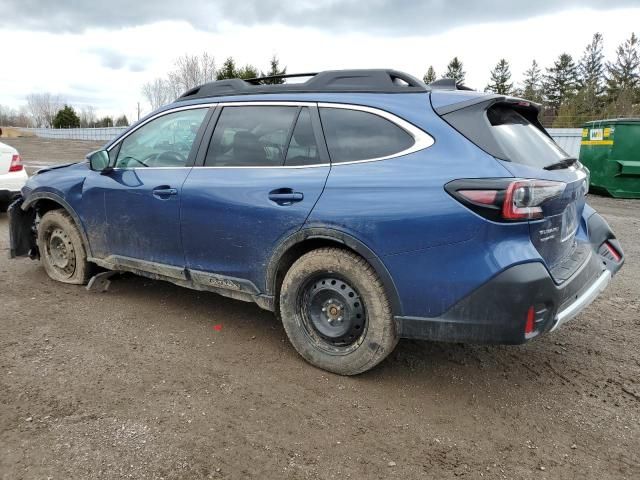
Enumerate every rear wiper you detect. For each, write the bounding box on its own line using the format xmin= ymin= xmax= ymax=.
xmin=544 ymin=157 xmax=578 ymax=170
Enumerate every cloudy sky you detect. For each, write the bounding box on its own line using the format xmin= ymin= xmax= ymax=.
xmin=1 ymin=0 xmax=639 ymax=121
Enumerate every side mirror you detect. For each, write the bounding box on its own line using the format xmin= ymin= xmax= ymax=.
xmin=87 ymin=150 xmax=111 ymax=172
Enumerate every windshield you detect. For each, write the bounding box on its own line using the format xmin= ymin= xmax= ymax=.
xmin=487 ymin=106 xmax=570 ymax=168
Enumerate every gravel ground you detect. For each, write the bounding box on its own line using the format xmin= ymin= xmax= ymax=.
xmin=0 ymin=137 xmax=639 ymax=479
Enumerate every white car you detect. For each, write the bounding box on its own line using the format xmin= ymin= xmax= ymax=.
xmin=0 ymin=141 xmax=28 ymax=212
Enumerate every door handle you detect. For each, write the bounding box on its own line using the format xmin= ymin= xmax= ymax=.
xmin=152 ymin=186 xmax=178 ymax=198
xmin=268 ymin=189 xmax=304 ymax=205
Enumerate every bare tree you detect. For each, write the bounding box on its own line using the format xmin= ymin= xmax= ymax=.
xmin=26 ymin=93 xmax=63 ymax=127
xmin=141 ymin=78 xmax=172 ymax=110
xmin=166 ymin=52 xmax=216 ymax=98
xmin=79 ymin=105 xmax=97 ymax=128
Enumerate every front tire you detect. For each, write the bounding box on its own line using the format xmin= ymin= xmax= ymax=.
xmin=37 ymin=209 xmax=91 ymax=284
xmin=279 ymin=248 xmax=398 ymax=375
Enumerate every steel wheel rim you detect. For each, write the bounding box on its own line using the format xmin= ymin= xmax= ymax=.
xmin=44 ymin=227 xmax=76 ymax=278
xmin=299 ymin=274 xmax=368 ymax=351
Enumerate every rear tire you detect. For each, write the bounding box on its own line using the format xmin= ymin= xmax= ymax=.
xmin=279 ymin=247 xmax=398 ymax=375
xmin=37 ymin=209 xmax=92 ymax=284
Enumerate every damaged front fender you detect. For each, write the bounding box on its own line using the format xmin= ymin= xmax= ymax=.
xmin=8 ymin=197 xmax=37 ymax=259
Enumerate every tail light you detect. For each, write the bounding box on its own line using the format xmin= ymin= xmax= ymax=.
xmin=447 ymin=179 xmax=566 ymax=222
xmin=502 ymin=180 xmax=566 ymax=220
xmin=9 ymin=154 xmax=23 ymax=172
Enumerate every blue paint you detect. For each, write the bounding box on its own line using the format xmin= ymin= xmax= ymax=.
xmin=20 ymin=88 xmax=614 ymax=323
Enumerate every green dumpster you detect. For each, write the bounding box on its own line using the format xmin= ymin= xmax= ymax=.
xmin=579 ymin=118 xmax=640 ymax=198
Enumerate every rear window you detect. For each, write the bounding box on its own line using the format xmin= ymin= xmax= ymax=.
xmin=486 ymin=105 xmax=570 ymax=167
xmin=441 ymin=102 xmax=571 ymax=169
xmin=319 ymin=108 xmax=414 ymax=163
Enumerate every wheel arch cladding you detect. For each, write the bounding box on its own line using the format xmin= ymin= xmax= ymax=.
xmin=22 ymin=192 xmax=93 ymax=257
xmin=265 ymin=227 xmax=403 ymax=316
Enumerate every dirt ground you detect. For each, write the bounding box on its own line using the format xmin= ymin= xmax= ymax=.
xmin=0 ymin=137 xmax=104 ymax=175
xmin=0 ymin=137 xmax=639 ymax=479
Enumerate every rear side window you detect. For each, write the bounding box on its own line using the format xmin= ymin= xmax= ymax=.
xmin=205 ymin=106 xmax=298 ymax=167
xmin=319 ymin=108 xmax=414 ymax=163
xmin=486 ymin=105 xmax=570 ymax=167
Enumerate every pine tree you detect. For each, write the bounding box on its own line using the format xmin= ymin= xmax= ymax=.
xmin=216 ymin=57 xmax=238 ymax=80
xmin=96 ymin=116 xmax=113 ymax=127
xmin=236 ymin=65 xmax=260 ymax=80
xmin=605 ymin=32 xmax=640 ymax=102
xmin=485 ymin=59 xmax=513 ymax=94
xmin=52 ymin=105 xmax=80 ymax=128
xmin=544 ymin=53 xmax=579 ymax=111
xmin=579 ymin=33 xmax=605 ymax=93
xmin=262 ymin=55 xmax=287 ymax=84
xmin=578 ymin=33 xmax=606 ymax=113
xmin=423 ymin=66 xmax=437 ymax=84
xmin=445 ymin=57 xmax=465 ymax=84
xmin=521 ymin=60 xmax=543 ymax=103
xmin=115 ymin=115 xmax=129 ymax=127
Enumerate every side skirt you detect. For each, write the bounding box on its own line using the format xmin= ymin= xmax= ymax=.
xmin=88 ymin=255 xmax=275 ymax=311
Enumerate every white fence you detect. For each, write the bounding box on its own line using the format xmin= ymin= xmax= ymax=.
xmin=21 ymin=127 xmax=128 ymax=141
xmin=20 ymin=126 xmax=584 ymax=156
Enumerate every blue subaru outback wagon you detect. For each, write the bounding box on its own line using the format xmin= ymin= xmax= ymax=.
xmin=9 ymin=70 xmax=624 ymax=375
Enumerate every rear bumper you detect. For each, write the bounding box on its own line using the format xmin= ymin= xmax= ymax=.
xmin=395 ymin=212 xmax=623 ymax=344
xmin=550 ymin=269 xmax=610 ymax=332
xmin=0 ymin=169 xmax=28 ymax=198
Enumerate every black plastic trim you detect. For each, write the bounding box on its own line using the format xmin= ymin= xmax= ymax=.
xmin=265 ymin=227 xmax=403 ymax=316
xmin=175 ymin=69 xmax=428 ymax=102
xmin=586 ymin=211 xmax=625 ymax=274
xmin=21 ymin=191 xmax=93 ymax=257
xmin=8 ymin=197 xmax=35 ymax=258
xmin=194 ymin=105 xmax=222 ymax=167
xmin=396 ymin=252 xmax=606 ymax=344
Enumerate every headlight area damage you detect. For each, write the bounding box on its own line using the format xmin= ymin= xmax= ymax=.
xmin=8 ymin=197 xmax=38 ymax=259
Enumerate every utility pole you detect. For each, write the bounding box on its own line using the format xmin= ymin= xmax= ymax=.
xmin=137 ymin=102 xmax=141 ymax=121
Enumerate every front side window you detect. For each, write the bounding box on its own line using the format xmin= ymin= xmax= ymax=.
xmin=319 ymin=108 xmax=414 ymax=163
xmin=115 ymin=108 xmax=207 ymax=168
xmin=205 ymin=106 xmax=299 ymax=167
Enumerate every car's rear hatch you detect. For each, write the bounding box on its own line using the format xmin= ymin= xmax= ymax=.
xmin=433 ymin=93 xmax=589 ymax=283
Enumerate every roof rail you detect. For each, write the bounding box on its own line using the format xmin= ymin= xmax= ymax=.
xmin=175 ymin=69 xmax=429 ymax=101
xmin=245 ymin=72 xmax=319 ymax=85
xmin=429 ymin=78 xmax=475 ymax=91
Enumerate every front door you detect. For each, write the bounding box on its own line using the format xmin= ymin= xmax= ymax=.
xmin=82 ymin=107 xmax=210 ymax=267
xmin=180 ymin=104 xmax=330 ymax=289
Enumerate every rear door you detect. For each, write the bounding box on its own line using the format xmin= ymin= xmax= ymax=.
xmin=180 ymin=103 xmax=330 ymax=288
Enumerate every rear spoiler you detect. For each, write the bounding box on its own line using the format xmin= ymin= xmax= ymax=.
xmin=434 ymin=95 xmax=547 ymax=137
xmin=428 ymin=78 xmax=476 ymax=92
xmin=434 ymin=94 xmax=541 ymax=117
